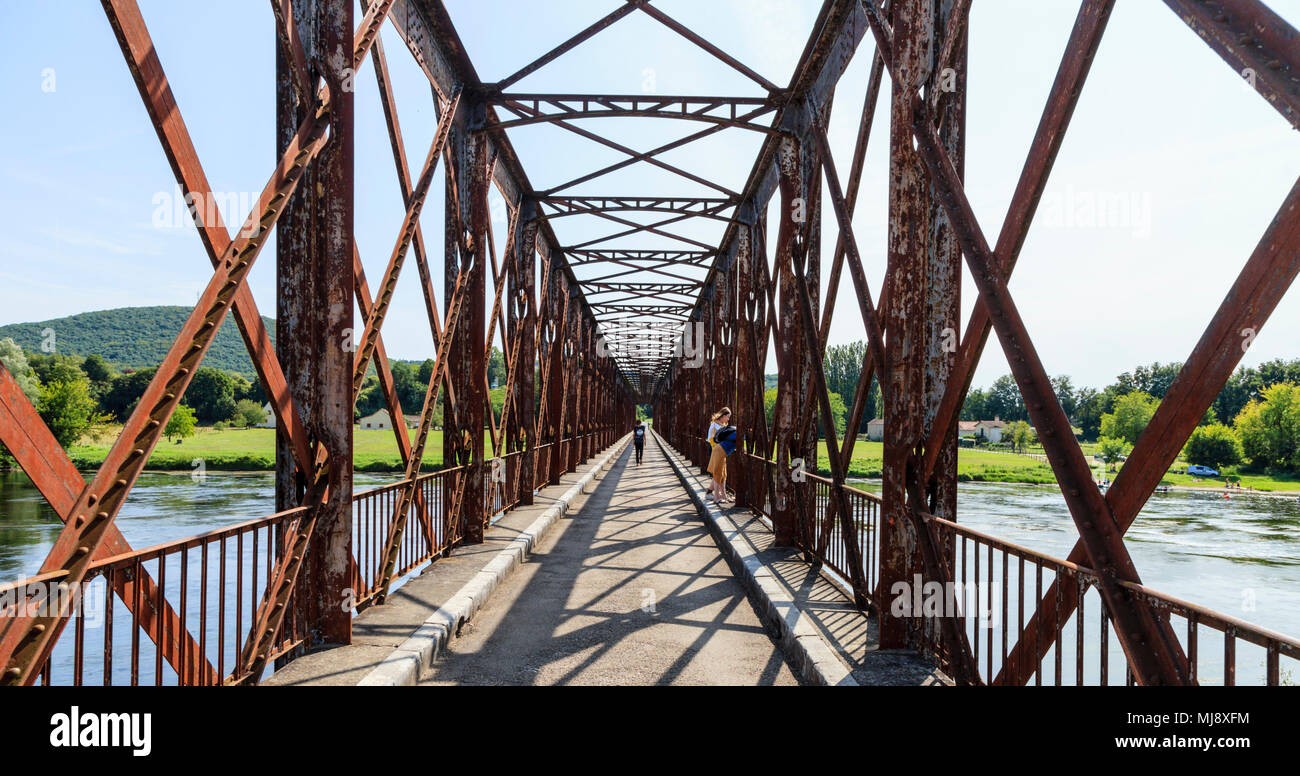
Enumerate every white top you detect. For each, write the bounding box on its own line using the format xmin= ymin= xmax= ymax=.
xmin=708 ymin=421 xmax=722 ymax=443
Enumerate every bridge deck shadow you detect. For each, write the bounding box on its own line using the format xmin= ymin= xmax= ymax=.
xmin=267 ymin=435 xmax=944 ymax=686
xmin=659 ymin=437 xmax=948 ymax=686
xmin=419 ymin=440 xmax=798 ymax=685
xmin=727 ymin=507 xmax=949 ymax=685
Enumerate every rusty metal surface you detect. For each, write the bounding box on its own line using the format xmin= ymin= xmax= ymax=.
xmin=3 ymin=0 xmax=1298 ymax=686
xmin=273 ymin=0 xmax=356 ymax=662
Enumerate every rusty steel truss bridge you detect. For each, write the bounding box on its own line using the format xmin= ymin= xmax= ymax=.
xmin=1 ymin=0 xmax=1299 ymax=686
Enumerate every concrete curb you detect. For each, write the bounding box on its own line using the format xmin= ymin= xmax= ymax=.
xmin=654 ymin=431 xmax=859 ymax=687
xmin=358 ymin=435 xmax=633 ymax=686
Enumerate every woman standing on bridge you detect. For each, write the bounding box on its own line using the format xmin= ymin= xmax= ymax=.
xmin=707 ymin=407 xmax=732 ymax=503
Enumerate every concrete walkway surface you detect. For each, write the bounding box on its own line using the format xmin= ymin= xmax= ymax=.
xmin=420 ymin=437 xmax=799 ymax=685
xmin=267 ymin=431 xmax=943 ymax=686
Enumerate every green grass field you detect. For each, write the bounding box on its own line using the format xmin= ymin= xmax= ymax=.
xmin=817 ymin=441 xmax=1058 ymax=484
xmin=1145 ymin=465 xmax=1300 ymax=492
xmin=71 ymin=425 xmax=464 ymax=472
xmin=68 ymin=425 xmax=1300 ymax=492
xmin=817 ymin=439 xmax=1300 ymax=492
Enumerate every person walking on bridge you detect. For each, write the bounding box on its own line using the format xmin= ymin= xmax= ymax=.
xmin=633 ymin=419 xmax=646 ymax=465
xmin=707 ymin=407 xmax=732 ymax=503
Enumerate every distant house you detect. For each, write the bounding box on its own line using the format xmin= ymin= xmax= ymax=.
xmin=865 ymin=418 xmax=885 ymax=442
xmin=957 ymin=420 xmax=979 ymax=438
xmin=258 ymin=402 xmax=276 ymax=429
xmin=402 ymin=414 xmax=421 ymax=429
xmin=359 ymin=409 xmax=394 ymax=430
xmin=975 ymin=419 xmax=1006 ymax=443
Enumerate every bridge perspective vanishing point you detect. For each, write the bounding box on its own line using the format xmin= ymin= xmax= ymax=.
xmin=1 ymin=0 xmax=1298 ymax=687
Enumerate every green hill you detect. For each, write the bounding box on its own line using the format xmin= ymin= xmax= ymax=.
xmin=0 ymin=306 xmax=275 ymax=375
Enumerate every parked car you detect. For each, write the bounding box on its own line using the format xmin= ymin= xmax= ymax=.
xmin=1186 ymin=464 xmax=1219 ymax=477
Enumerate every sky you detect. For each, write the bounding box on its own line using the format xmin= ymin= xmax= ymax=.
xmin=1 ymin=0 xmax=1298 ymax=393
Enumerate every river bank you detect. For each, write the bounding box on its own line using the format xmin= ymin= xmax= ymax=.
xmin=819 ymin=440 xmax=1300 ymax=494
xmin=63 ymin=426 xmax=456 ymax=473
xmin=35 ymin=426 xmax=1300 ymax=493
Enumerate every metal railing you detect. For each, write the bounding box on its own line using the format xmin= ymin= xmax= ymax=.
xmin=0 ymin=429 xmax=615 ymax=686
xmin=921 ymin=514 xmax=1300 ymax=686
xmin=0 ymin=506 xmax=308 ymax=686
xmin=664 ymin=432 xmax=1299 ymax=686
xmin=352 ymin=467 xmax=460 ymax=610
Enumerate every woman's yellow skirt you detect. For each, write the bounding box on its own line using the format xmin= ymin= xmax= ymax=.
xmin=707 ymin=443 xmax=727 ymax=485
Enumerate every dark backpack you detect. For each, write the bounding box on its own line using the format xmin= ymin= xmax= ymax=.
xmin=713 ymin=425 xmax=736 ymax=445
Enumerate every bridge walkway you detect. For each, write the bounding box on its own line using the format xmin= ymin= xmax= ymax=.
xmin=268 ymin=433 xmax=943 ymax=686
xmin=420 ymin=435 xmax=799 ymax=685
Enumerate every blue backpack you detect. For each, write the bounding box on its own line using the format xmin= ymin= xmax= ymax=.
xmin=714 ymin=425 xmax=737 ymax=455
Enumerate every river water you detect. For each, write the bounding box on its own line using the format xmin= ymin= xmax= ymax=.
xmin=849 ymin=479 xmax=1300 ymax=684
xmin=0 ymin=470 xmax=401 ymax=581
xmin=2 ymin=471 xmax=1297 ymax=684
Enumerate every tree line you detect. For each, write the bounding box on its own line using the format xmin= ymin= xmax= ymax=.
xmin=816 ymin=342 xmax=1300 ymax=475
xmin=0 ymin=337 xmax=511 ymax=459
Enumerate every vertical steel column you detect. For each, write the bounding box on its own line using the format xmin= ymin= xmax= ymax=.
xmin=593 ymin=348 xmax=604 ymax=449
xmin=734 ymin=223 xmax=756 ymax=508
xmin=583 ymin=317 xmax=595 ymax=460
xmin=565 ymin=294 xmax=583 ymax=472
xmin=443 ymin=120 xmax=466 ymax=487
xmin=703 ymin=290 xmax=718 ymax=420
xmin=718 ymin=262 xmax=737 ymax=442
xmin=798 ymin=135 xmax=822 ymax=551
xmin=925 ymin=0 xmax=965 ymax=532
xmin=686 ymin=356 xmax=695 ymax=455
xmin=772 ymin=135 xmax=816 ymax=547
xmin=275 ymin=0 xmax=354 ymax=647
xmin=575 ymin=316 xmax=589 ymax=463
xmin=910 ymin=0 xmax=967 ymax=652
xmin=463 ymin=100 xmax=490 ymax=544
xmin=598 ymin=324 xmax=605 ymax=450
xmin=798 ymin=145 xmax=822 ymax=481
xmin=749 ymin=218 xmax=775 ymax=512
xmin=880 ymin=0 xmax=935 ymax=648
xmin=606 ymin=359 xmax=615 ymax=445
xmin=692 ymin=334 xmax=707 ymax=472
xmin=683 ymin=357 xmax=692 ymax=452
xmin=665 ymin=363 xmax=677 ymax=445
xmin=510 ymin=198 xmax=539 ymax=504
xmin=546 ymin=273 xmax=569 ymax=484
